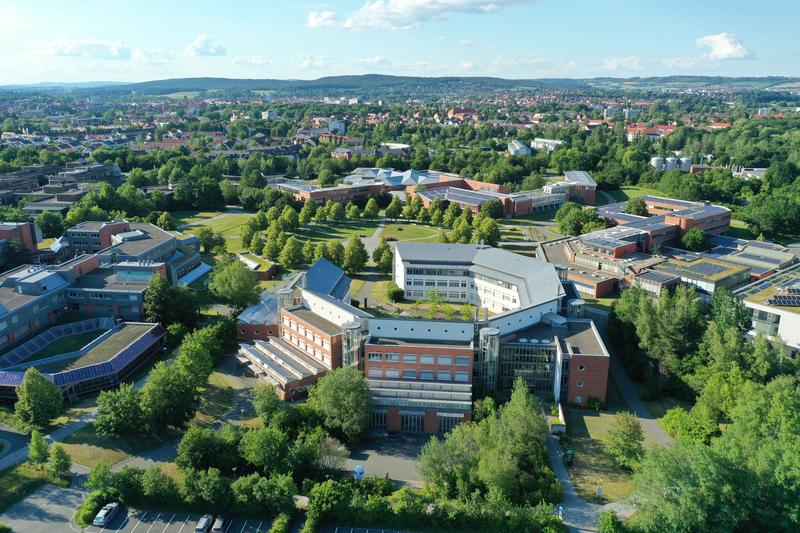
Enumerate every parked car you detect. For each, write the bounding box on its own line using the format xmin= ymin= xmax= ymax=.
xmin=93 ymin=502 xmax=119 ymax=527
xmin=195 ymin=515 xmax=215 ymax=532
xmin=385 ymin=236 xmax=398 ymax=241
xmin=358 ymin=233 xmax=367 ymax=237
xmin=212 ymin=516 xmax=229 ymax=531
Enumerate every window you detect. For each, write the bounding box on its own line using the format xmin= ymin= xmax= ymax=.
xmin=576 ymin=380 xmax=584 ymax=388
xmin=437 ymin=372 xmax=451 ymax=381
xmin=454 ymin=372 xmax=469 ymax=382
xmin=437 ymin=356 xmax=452 ymax=366
xmin=419 ymin=355 xmax=435 ymax=365
xmin=574 ymin=395 xmax=583 ymax=404
xmin=368 ymin=367 xmax=382 ymax=377
xmin=455 ymin=356 xmax=470 ymax=366
xmin=368 ymin=353 xmax=382 ymax=361
xmin=420 ymin=371 xmax=434 ymax=380
xmin=385 ymin=368 xmax=400 ymax=378
xmin=387 ymin=353 xmax=400 ymax=362
xmin=402 ymin=370 xmax=416 ymax=379
xmin=403 ymin=354 xmax=417 ymax=363
xmin=578 ymin=364 xmax=586 ymax=372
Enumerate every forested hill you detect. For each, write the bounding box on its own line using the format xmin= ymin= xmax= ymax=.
xmin=70 ymin=75 xmax=799 ymax=96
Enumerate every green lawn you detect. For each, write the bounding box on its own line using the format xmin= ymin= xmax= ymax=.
xmin=0 ymin=462 xmax=69 ymax=512
xmin=563 ymin=378 xmax=642 ymax=503
xmin=172 ymin=210 xmax=223 ymax=225
xmin=296 ymin=220 xmax=379 ymax=242
xmin=381 ymin=222 xmax=441 ymax=242
xmin=633 ymin=383 xmax=692 ymax=426
xmin=607 ymin=186 xmax=662 ymax=203
xmin=0 ymin=399 xmax=96 ymax=435
xmin=366 ymin=279 xmax=476 ymax=320
xmin=19 ymin=330 xmax=106 ymax=363
xmin=60 ymin=371 xmax=235 ymax=467
xmin=37 ymin=324 xmax=154 ymax=374
xmin=727 ymin=219 xmax=757 ymax=240
xmin=184 ymin=213 xmax=253 ymax=235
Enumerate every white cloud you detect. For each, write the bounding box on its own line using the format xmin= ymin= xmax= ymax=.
xmin=36 ymin=38 xmax=132 ymax=60
xmin=295 ymin=54 xmax=331 ymax=69
xmin=696 ymin=32 xmax=750 ymax=60
xmin=460 ymin=60 xmax=475 ymax=70
xmin=309 ymin=0 xmax=537 ymax=31
xmin=356 ymin=55 xmax=389 ymax=65
xmin=232 ymin=55 xmax=269 ymax=67
xmin=307 ymin=11 xmax=339 ymax=28
xmin=132 ymin=49 xmax=173 ymax=65
xmin=458 ymin=39 xmax=476 ymax=47
xmin=184 ymin=34 xmax=227 ymax=56
xmin=601 ymin=56 xmax=643 ymax=71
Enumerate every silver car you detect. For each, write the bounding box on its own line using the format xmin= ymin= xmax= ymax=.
xmin=92 ymin=502 xmax=119 ymax=527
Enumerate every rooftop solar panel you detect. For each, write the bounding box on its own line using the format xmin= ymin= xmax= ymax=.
xmin=687 ymin=263 xmax=727 ymax=276
xmin=768 ymin=295 xmax=800 ymax=307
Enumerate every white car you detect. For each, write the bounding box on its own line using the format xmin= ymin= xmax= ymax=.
xmin=92 ymin=502 xmax=119 ymax=527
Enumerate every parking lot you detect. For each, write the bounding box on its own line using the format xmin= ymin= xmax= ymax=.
xmin=86 ymin=509 xmax=270 ymax=533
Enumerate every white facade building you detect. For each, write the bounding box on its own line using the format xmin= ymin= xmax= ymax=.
xmin=393 ymin=243 xmax=565 ymax=315
xmin=508 ymin=140 xmax=531 ymax=156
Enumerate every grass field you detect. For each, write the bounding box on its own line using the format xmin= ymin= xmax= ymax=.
xmin=0 ymin=462 xmax=69 ymax=512
xmin=563 ymin=378 xmax=645 ymax=503
xmin=367 ymin=279 xmax=476 ymax=319
xmin=37 ymin=324 xmax=153 ymax=373
xmin=381 ymin=222 xmax=442 ymax=242
xmin=727 ymin=218 xmax=757 ymax=240
xmin=0 ymin=399 xmax=96 ymax=435
xmin=60 ymin=371 xmax=235 ymax=467
xmin=21 ymin=330 xmax=107 ymax=363
xmin=607 ymin=186 xmax=662 ymax=203
xmin=172 ymin=210 xmax=223 ymax=225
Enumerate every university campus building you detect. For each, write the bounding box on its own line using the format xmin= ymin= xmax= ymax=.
xmin=238 ymin=244 xmax=612 ymax=434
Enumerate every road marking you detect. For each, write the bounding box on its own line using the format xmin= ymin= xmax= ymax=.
xmin=145 ymin=512 xmax=161 ymax=533
xmin=254 ymin=521 xmax=262 ymax=533
xmin=176 ymin=515 xmax=190 ymax=533
xmin=161 ymin=513 xmax=176 ymax=532
xmin=130 ymin=512 xmax=148 ymax=533
xmin=238 ymin=519 xmax=248 ymax=533
xmin=224 ymin=518 xmax=233 ymax=532
xmin=114 ymin=510 xmax=132 ymax=533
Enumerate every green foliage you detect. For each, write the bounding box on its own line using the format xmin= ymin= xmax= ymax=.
xmin=279 ymin=236 xmax=305 ymax=269
xmin=342 ymin=235 xmax=368 ymax=275
xmin=75 ymin=490 xmax=109 ymax=527
xmin=49 ymin=444 xmax=72 ymax=475
xmin=268 ymin=513 xmax=292 ymax=533
xmin=95 ymin=383 xmax=145 ymax=436
xmin=604 ymin=411 xmax=644 ymax=470
xmin=143 ymin=274 xmax=199 ymax=328
xmin=28 ymin=430 xmax=50 ymax=468
xmin=35 ymin=211 xmax=65 ymax=238
xmin=623 ymin=197 xmax=648 ymax=217
xmin=598 ymin=510 xmax=626 ymax=533
xmin=253 ymin=384 xmax=282 ymax=424
xmin=14 ymin=367 xmax=63 ymax=429
xmin=208 ymin=256 xmax=260 ymax=311
xmin=240 ymin=427 xmax=290 ymax=474
xmin=139 ymin=362 xmax=198 ymax=430
xmin=555 ymin=202 xmax=602 ymax=236
xmin=419 ymin=379 xmax=559 ymax=506
xmin=386 ymin=281 xmax=404 ymax=302
xmin=308 ymin=368 xmax=372 ymax=443
xmin=681 ymin=227 xmax=708 ymax=251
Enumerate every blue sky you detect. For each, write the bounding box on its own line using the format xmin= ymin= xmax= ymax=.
xmin=0 ymin=0 xmax=797 ymax=84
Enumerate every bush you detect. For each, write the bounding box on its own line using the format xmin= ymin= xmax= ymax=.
xmin=385 ymin=282 xmax=403 ymax=303
xmin=75 ymin=490 xmax=108 ymax=527
xmin=269 ymin=513 xmax=292 ymax=533
xmin=0 ymin=523 xmax=10 ymax=533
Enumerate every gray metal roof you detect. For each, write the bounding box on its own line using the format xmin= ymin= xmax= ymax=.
xmin=395 ymin=242 xmax=481 ymax=264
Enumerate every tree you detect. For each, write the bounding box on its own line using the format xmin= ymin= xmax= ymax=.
xmin=195 ymin=227 xmax=225 ymax=254
xmin=279 ymin=236 xmax=304 ymax=269
xmin=346 ymin=202 xmax=360 ymax=219
xmin=35 ymin=211 xmax=65 ymax=238
xmin=384 ymin=196 xmax=402 ymax=220
xmin=326 ymin=202 xmax=345 ymax=222
xmin=28 ymin=429 xmax=50 ymax=468
xmin=197 ymin=467 xmax=231 ymax=508
xmin=598 ymin=510 xmax=625 ymax=533
xmin=363 ymin=198 xmax=380 ymax=219
xmin=302 ymin=239 xmax=316 ymax=264
xmin=342 ymin=235 xmax=368 ymax=275
xmin=177 ymin=427 xmax=224 ymax=471
xmin=208 ymin=257 xmax=260 ymax=312
xmin=253 ymin=384 xmax=282 ymax=425
xmin=624 ymin=197 xmax=648 ymax=217
xmin=49 ymin=444 xmax=72 ymax=476
xmin=176 ymin=332 xmax=214 ymax=389
xmin=280 ymin=205 xmax=299 ymax=230
xmin=15 ymin=367 xmax=63 ymax=428
xmin=378 ymin=248 xmax=393 ymax=274
xmin=95 ymin=383 xmax=144 ymax=436
xmin=308 ymin=368 xmax=372 ymax=442
xmin=480 ymin=199 xmax=504 ymax=219
xmin=143 ymin=274 xmax=199 ymax=328
xmin=681 ymin=228 xmax=708 ymax=251
xmin=711 ymin=287 xmax=750 ymax=333
xmin=605 ymin=411 xmax=644 ymax=469
xmin=156 ymin=211 xmax=176 ymax=230
xmin=140 ymin=362 xmax=199 ymax=430
xmin=240 ymin=427 xmax=290 ymax=474
xmin=472 ymin=217 xmax=501 ymax=246
xmin=299 ymin=200 xmax=316 ymax=224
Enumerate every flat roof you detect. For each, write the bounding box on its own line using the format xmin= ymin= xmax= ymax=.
xmin=285 ymin=306 xmax=342 ymax=336
xmin=71 ymin=268 xmax=151 ymax=291
xmin=366 ymin=336 xmax=473 ymax=348
xmin=736 ymin=262 xmax=800 ymax=313
xmin=37 ymin=323 xmax=154 ymax=373
xmin=100 ymin=223 xmax=173 ymax=257
xmin=655 ymin=256 xmax=748 ymax=282
xmin=509 ymin=319 xmax=606 ymax=357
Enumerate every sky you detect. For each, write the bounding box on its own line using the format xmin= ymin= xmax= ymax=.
xmin=0 ymin=0 xmax=798 ymax=84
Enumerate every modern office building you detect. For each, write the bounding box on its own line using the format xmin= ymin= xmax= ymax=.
xmin=736 ymin=262 xmax=800 ymax=354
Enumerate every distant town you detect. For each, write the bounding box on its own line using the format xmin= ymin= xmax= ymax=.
xmin=0 ymin=73 xmax=798 ymax=533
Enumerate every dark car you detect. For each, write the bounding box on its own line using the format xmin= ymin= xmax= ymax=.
xmin=385 ymin=236 xmax=398 ymax=241
xmin=211 ymin=516 xmax=229 ymax=532
xmin=195 ymin=514 xmax=215 ymax=532
xmin=93 ymin=502 xmax=119 ymax=527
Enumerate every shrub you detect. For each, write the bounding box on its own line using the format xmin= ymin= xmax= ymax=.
xmin=385 ymin=282 xmax=403 ymax=303
xmin=269 ymin=513 xmax=292 ymax=533
xmin=75 ymin=490 xmax=108 ymax=527
xmin=0 ymin=523 xmax=10 ymax=533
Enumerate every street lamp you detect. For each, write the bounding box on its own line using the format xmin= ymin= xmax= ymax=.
xmin=232 ymin=466 xmax=237 ymax=479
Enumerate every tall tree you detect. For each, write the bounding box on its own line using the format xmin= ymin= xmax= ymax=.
xmin=28 ymin=429 xmax=50 ymax=468
xmin=208 ymin=257 xmax=260 ymax=312
xmin=342 ymin=235 xmax=368 ymax=275
xmin=308 ymin=368 xmax=372 ymax=443
xmin=15 ymin=367 xmax=63 ymax=428
xmin=604 ymin=411 xmax=645 ymax=469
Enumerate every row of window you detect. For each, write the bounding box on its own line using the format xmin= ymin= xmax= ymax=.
xmin=282 ymin=318 xmax=330 ymax=350
xmin=367 ymin=367 xmax=470 ymax=382
xmin=407 ymin=268 xmax=469 ymax=277
xmin=367 ymin=352 xmax=470 ymax=366
xmin=284 ymin=331 xmax=330 ymax=364
xmin=406 ymin=290 xmax=467 ymax=300
xmin=407 ymin=279 xmax=469 ymax=288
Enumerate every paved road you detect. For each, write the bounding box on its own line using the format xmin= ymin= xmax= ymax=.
xmin=0 ymin=483 xmax=86 ymax=533
xmin=361 ymin=221 xmax=385 ymax=256
xmin=345 ymin=433 xmax=426 ymax=488
xmin=0 ymin=422 xmax=28 ymax=458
